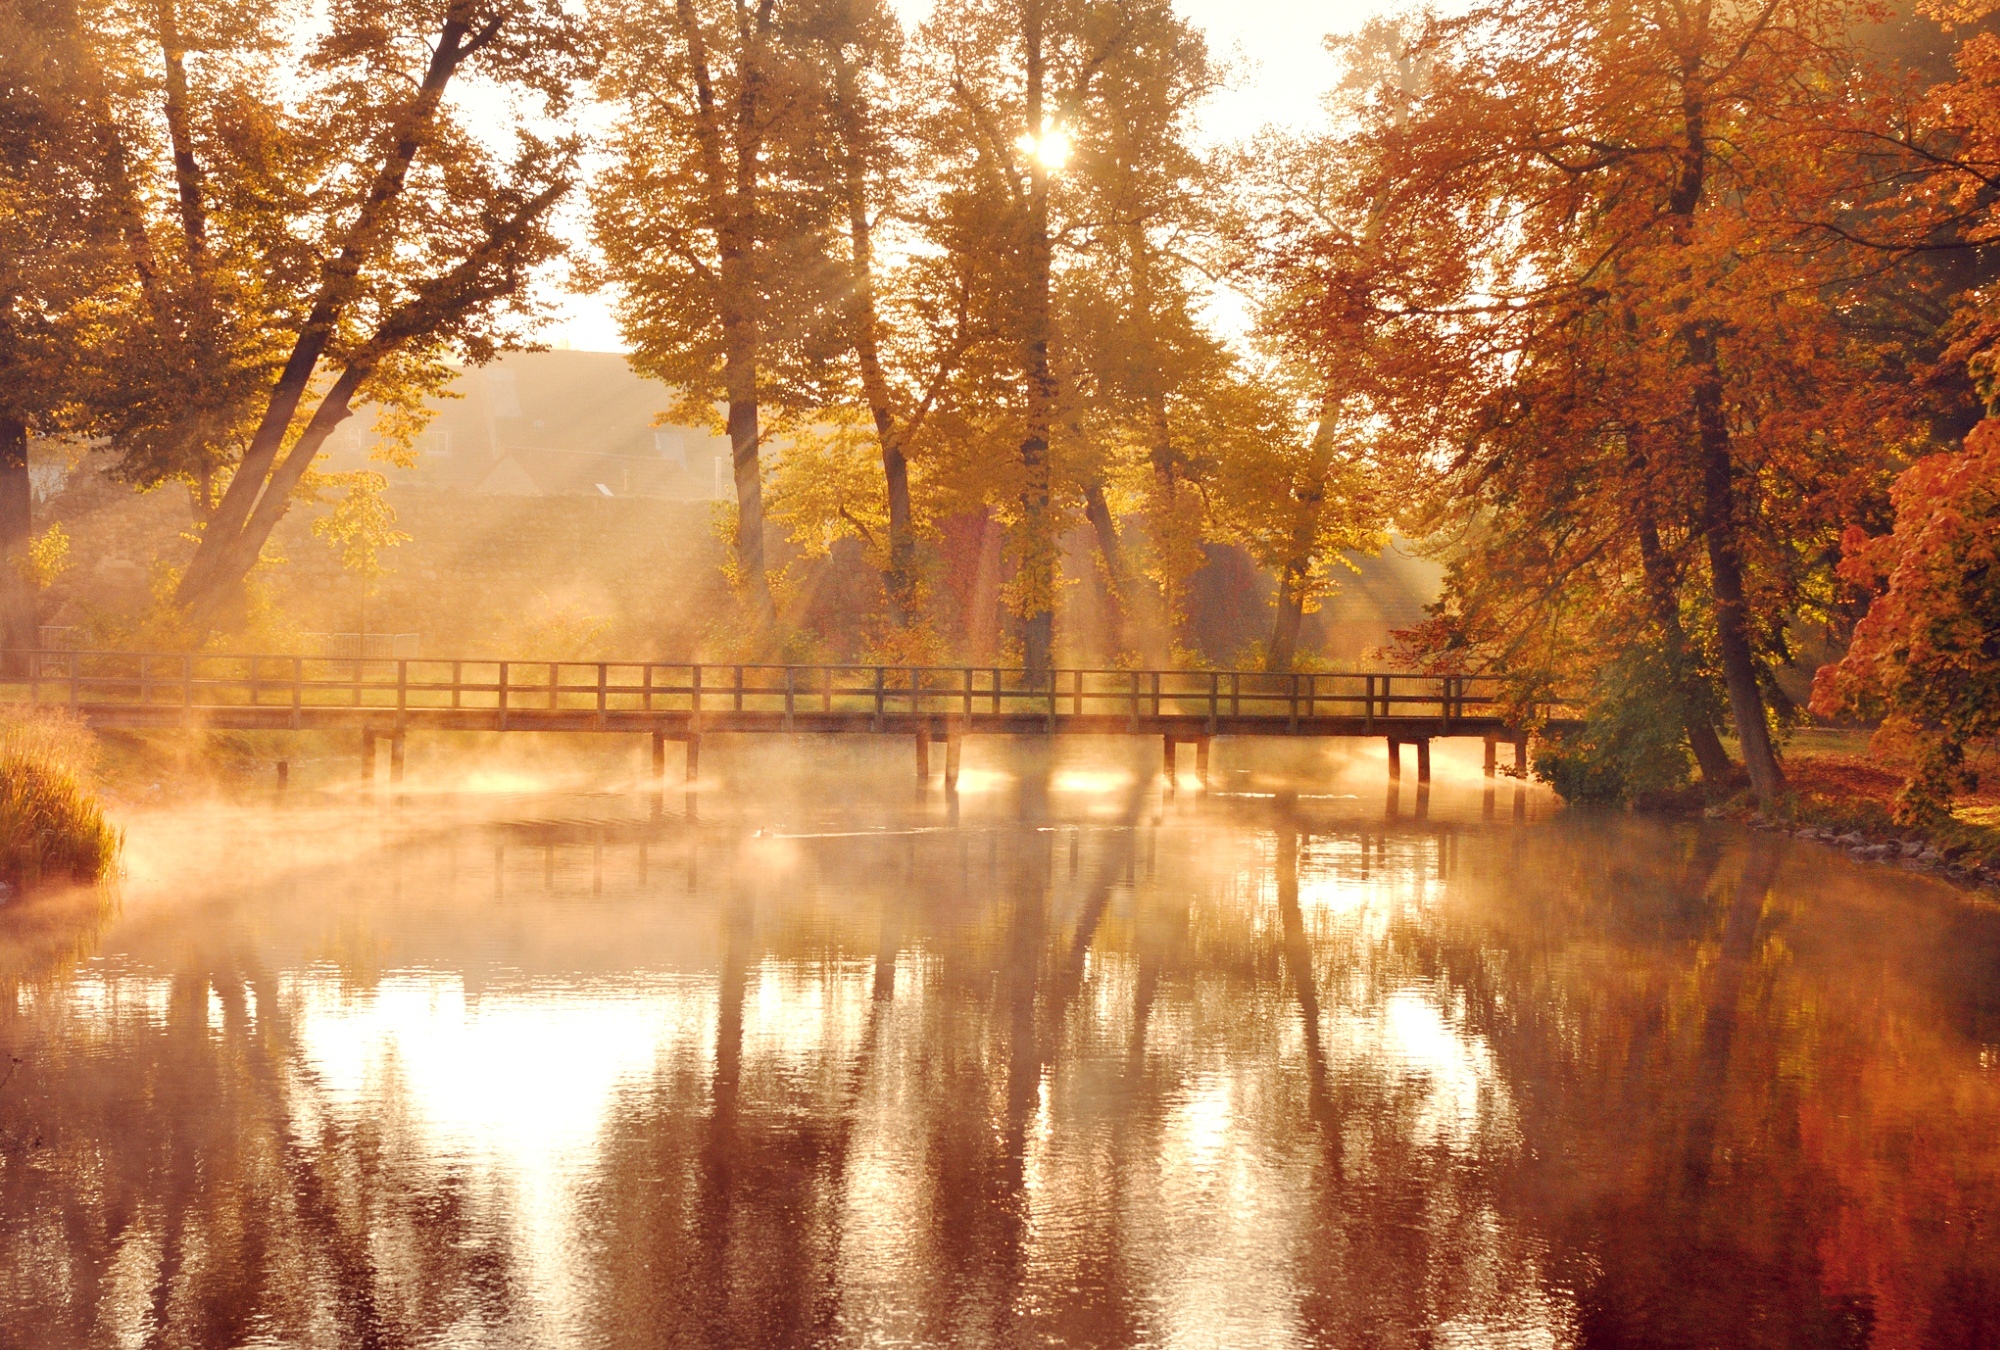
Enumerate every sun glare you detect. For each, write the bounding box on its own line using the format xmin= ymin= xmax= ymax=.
xmin=1015 ymin=125 xmax=1073 ymax=170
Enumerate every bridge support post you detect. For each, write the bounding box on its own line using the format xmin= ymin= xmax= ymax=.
xmin=652 ymin=730 xmax=666 ymax=782
xmin=944 ymin=732 xmax=962 ymax=791
xmin=1387 ymin=737 xmax=1401 ymax=781
xmin=1195 ymin=737 xmax=1209 ymax=787
xmin=1483 ymin=735 xmax=1497 ymax=778
xmin=390 ymin=731 xmax=406 ymax=784
xmin=362 ymin=730 xmax=377 ymax=783
xmin=1416 ymin=738 xmax=1431 ymax=784
xmin=1513 ymin=735 xmax=1528 ymax=776
xmin=915 ymin=726 xmax=931 ymax=783
xmin=1163 ymin=735 xmax=1177 ymax=787
xmin=684 ymin=735 xmax=700 ymax=783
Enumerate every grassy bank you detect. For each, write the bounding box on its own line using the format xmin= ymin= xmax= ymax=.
xmin=0 ymin=706 xmax=120 ymax=892
xmin=1727 ymin=745 xmax=2000 ymax=890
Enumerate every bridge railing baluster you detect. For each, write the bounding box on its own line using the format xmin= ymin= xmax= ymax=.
xmin=30 ymin=649 xmax=1564 ymax=746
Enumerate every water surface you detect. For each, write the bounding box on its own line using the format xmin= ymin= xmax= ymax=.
xmin=3 ymin=739 xmax=1999 ymax=1348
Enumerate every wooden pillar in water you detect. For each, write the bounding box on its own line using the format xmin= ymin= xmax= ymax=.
xmin=915 ymin=726 xmax=931 ymax=783
xmin=362 ymin=730 xmax=377 ymax=782
xmin=1195 ymin=737 xmax=1210 ymax=787
xmin=1387 ymin=737 xmax=1402 ymax=781
xmin=1416 ymin=738 xmax=1431 ymax=784
xmin=1514 ymin=735 xmax=1529 ymax=776
xmin=1483 ymin=735 xmax=1497 ymax=778
xmin=389 ymin=731 xmax=406 ymax=783
xmin=1162 ymin=735 xmax=1177 ymax=787
xmin=684 ymin=734 xmax=700 ymax=783
xmin=944 ymin=733 xmax=962 ymax=791
xmin=652 ymin=730 xmax=666 ymax=781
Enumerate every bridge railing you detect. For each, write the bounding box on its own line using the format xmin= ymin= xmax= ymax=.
xmin=0 ymin=652 xmax=1564 ymax=728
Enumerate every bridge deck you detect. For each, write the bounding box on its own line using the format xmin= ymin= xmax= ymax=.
xmin=2 ymin=652 xmax=1589 ymax=786
xmin=45 ymin=703 xmax=1536 ymax=741
xmin=4 ymin=653 xmax=1573 ymax=743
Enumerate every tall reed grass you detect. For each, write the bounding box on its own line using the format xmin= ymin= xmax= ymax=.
xmin=0 ymin=705 xmax=119 ymax=890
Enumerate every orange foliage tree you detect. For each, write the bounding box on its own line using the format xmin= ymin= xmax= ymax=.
xmin=1812 ymin=425 xmax=2000 ymax=820
xmin=1260 ymin=5 xmax=1934 ymax=807
xmin=1808 ymin=1 xmax=2000 ymax=820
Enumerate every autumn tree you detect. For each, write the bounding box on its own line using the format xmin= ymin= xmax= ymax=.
xmin=1810 ymin=1 xmax=2000 ymax=820
xmin=776 ymin=0 xmax=994 ymax=646
xmin=1203 ymin=369 xmax=1388 ymax=670
xmin=1052 ymin=0 xmax=1219 ymax=660
xmin=1812 ymin=425 xmax=2000 ymax=819
xmin=910 ymin=0 xmax=1089 ymax=674
xmin=1266 ymin=3 xmax=1926 ymax=806
xmin=129 ymin=0 xmax=594 ymax=634
xmin=0 ymin=0 xmax=121 ymax=663
xmin=592 ymin=0 xmax=848 ymax=634
xmin=82 ymin=0 xmax=290 ymax=528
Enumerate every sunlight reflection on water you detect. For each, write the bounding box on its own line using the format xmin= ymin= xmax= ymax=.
xmin=4 ymin=738 xmax=2000 ymax=1347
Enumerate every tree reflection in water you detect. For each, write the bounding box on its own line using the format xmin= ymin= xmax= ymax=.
xmin=2 ymin=752 xmax=1999 ymax=1348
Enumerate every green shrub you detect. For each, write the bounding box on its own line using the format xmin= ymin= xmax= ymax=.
xmin=1533 ymin=647 xmax=1697 ymax=807
xmin=0 ymin=706 xmax=119 ymax=890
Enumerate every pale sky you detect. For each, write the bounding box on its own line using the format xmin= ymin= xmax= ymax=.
xmin=538 ymin=0 xmax=1392 ymax=352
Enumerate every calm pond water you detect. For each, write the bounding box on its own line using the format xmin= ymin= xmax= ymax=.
xmin=3 ymin=737 xmax=2000 ymax=1348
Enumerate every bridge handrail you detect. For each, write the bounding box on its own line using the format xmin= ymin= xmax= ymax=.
xmin=0 ymin=650 xmax=1576 ymax=728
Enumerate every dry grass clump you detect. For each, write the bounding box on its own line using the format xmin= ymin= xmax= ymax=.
xmin=0 ymin=705 xmax=119 ymax=890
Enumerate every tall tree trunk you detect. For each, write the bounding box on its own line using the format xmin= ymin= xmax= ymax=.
xmin=1694 ymin=361 xmax=1783 ymax=806
xmin=670 ymin=0 xmax=774 ymax=630
xmin=831 ymin=55 xmax=915 ymax=622
xmin=1265 ymin=410 xmax=1338 ymax=673
xmin=1017 ymin=2 xmax=1056 ymax=677
xmin=725 ymin=1 xmax=773 ymax=628
xmin=1123 ymin=231 xmax=1198 ymax=652
xmin=157 ymin=0 xmax=222 ymax=503
xmin=1635 ymin=499 xmax=1733 ymax=785
xmin=1266 ymin=563 xmax=1306 ymax=673
xmin=1082 ymin=479 xmax=1128 ymax=656
xmin=0 ymin=419 xmax=34 ymax=674
xmin=724 ymin=381 xmax=770 ymax=624
xmin=157 ymin=0 xmax=205 ymax=268
xmin=879 ymin=428 xmax=914 ymax=618
xmin=1671 ymin=79 xmax=1781 ymax=807
xmin=1145 ymin=396 xmax=1203 ymax=650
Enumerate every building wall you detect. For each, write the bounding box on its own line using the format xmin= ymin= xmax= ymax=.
xmin=318 ymin=350 xmax=734 ymax=501
xmin=39 ymin=466 xmax=731 ymax=659
xmin=34 ymin=449 xmax=1439 ymax=667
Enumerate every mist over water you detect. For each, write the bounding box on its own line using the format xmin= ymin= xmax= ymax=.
xmin=4 ymin=739 xmax=1999 ymax=1347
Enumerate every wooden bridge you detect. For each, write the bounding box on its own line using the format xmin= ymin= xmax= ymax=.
xmin=3 ymin=652 xmax=1577 ymax=786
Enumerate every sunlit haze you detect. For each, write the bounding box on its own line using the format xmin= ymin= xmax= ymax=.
xmin=539 ymin=0 xmax=1383 ymax=353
